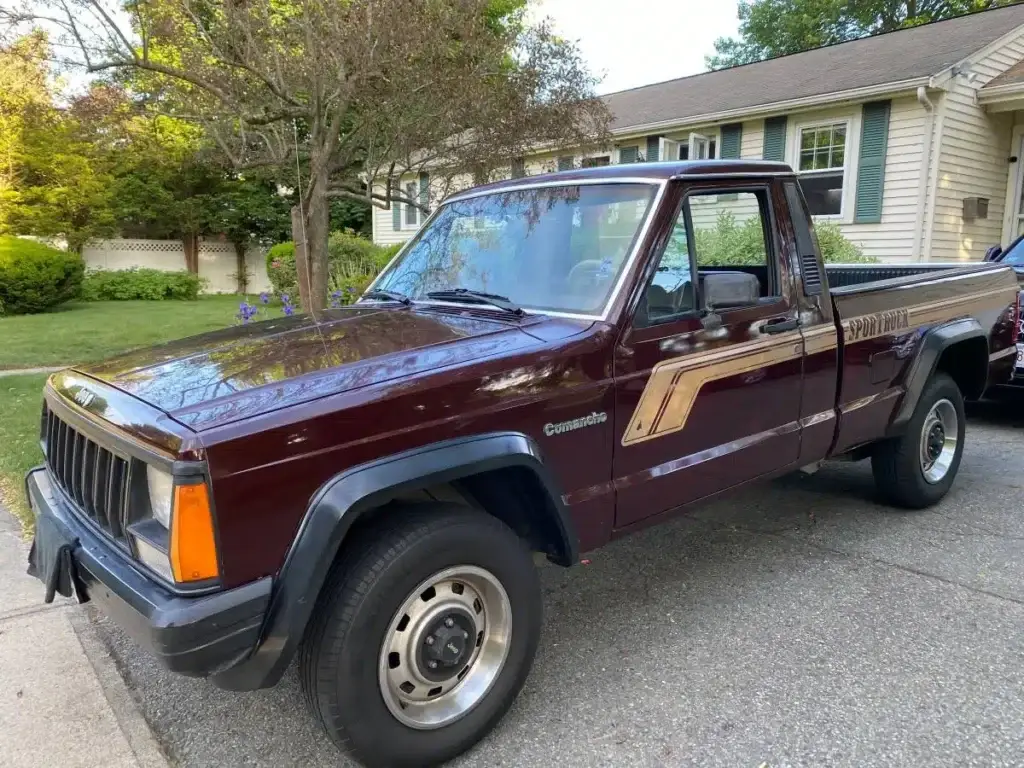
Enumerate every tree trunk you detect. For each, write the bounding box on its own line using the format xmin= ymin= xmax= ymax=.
xmin=182 ymin=233 xmax=200 ymax=274
xmin=297 ymin=178 xmax=330 ymax=317
xmin=291 ymin=205 xmax=311 ymax=311
xmin=233 ymin=241 xmax=248 ymax=294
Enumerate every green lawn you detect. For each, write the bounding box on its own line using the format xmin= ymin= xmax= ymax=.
xmin=0 ymin=294 xmax=245 ymax=369
xmin=0 ymin=374 xmax=50 ymax=531
xmin=0 ymin=294 xmax=251 ymax=530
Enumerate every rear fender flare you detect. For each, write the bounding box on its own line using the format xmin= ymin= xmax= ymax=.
xmin=888 ymin=318 xmax=987 ymax=434
xmin=212 ymin=431 xmax=576 ymax=691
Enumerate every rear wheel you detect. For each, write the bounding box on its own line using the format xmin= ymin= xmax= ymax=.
xmin=299 ymin=505 xmax=541 ymax=768
xmin=872 ymin=372 xmax=965 ymax=509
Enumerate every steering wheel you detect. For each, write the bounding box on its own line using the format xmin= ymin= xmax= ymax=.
xmin=566 ymin=259 xmax=604 ymax=289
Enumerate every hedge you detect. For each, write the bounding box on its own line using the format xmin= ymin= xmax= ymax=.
xmin=266 ymin=230 xmax=399 ymax=300
xmin=693 ymin=212 xmax=876 ymax=265
xmin=81 ymin=267 xmax=205 ymax=301
xmin=0 ymin=236 xmax=85 ymax=315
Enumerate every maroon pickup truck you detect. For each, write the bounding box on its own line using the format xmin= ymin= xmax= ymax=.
xmin=25 ymin=161 xmax=1019 ymax=767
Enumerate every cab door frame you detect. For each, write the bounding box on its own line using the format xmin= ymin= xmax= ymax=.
xmin=610 ymin=176 xmax=805 ymax=531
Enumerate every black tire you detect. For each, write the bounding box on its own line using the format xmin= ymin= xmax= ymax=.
xmin=299 ymin=504 xmax=541 ymax=768
xmin=871 ymin=371 xmax=966 ymax=509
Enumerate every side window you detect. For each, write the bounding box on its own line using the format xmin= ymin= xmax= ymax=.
xmin=638 ymin=187 xmax=778 ymax=327
xmin=688 ymin=189 xmax=778 ymax=307
xmin=638 ymin=206 xmax=697 ymax=326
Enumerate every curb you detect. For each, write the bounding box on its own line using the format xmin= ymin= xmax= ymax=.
xmin=0 ymin=366 xmax=64 ymax=378
xmin=69 ymin=608 xmax=173 ymax=768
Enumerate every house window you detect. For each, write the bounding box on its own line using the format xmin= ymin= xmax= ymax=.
xmin=405 ymin=182 xmax=418 ymax=226
xmin=581 ymin=156 xmax=610 ymax=168
xmin=797 ymin=123 xmax=846 ymax=216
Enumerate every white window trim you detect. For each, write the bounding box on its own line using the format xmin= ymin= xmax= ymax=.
xmin=403 ymin=182 xmax=422 ymax=230
xmin=788 ymin=113 xmax=860 ymax=224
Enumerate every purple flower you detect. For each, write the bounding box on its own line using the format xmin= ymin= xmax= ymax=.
xmin=345 ymin=286 xmax=356 ymax=294
xmin=283 ymin=303 xmax=295 ymax=316
xmin=331 ymin=290 xmax=342 ymax=298
xmin=259 ymin=292 xmax=269 ymax=304
xmin=236 ymin=300 xmax=260 ymax=324
xmin=281 ymin=293 xmax=290 ymax=304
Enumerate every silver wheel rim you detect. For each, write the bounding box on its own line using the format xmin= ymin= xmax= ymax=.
xmin=920 ymin=398 xmax=958 ymax=484
xmin=378 ymin=565 xmax=512 ymax=730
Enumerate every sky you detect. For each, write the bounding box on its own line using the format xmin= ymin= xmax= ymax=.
xmin=528 ymin=0 xmax=741 ymax=94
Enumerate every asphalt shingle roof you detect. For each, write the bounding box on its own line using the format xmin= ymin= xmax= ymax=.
xmin=984 ymin=58 xmax=1024 ymax=87
xmin=604 ymin=4 xmax=1024 ymax=132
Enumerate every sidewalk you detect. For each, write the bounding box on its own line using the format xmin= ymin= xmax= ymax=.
xmin=0 ymin=506 xmax=169 ymax=768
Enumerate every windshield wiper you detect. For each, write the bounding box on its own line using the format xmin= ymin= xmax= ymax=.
xmin=361 ymin=289 xmax=413 ymax=305
xmin=426 ymin=288 xmax=523 ymax=315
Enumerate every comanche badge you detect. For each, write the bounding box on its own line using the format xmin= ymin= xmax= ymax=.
xmin=543 ymin=411 xmax=608 ymax=437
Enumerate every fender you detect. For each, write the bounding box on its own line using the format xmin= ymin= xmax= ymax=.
xmin=888 ymin=318 xmax=987 ymax=433
xmin=212 ymin=431 xmax=577 ymax=691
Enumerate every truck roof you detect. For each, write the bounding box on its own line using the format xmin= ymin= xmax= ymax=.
xmin=461 ymin=160 xmax=796 ymax=198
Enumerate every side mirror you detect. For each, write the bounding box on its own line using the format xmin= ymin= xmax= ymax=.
xmin=984 ymin=245 xmax=1003 ymax=262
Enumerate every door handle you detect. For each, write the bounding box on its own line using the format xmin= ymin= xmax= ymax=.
xmin=762 ymin=317 xmax=799 ymax=334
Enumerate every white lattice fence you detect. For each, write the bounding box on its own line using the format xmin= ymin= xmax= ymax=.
xmin=81 ymin=238 xmax=271 ymax=294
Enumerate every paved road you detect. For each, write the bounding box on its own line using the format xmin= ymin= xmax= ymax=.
xmin=94 ymin=398 xmax=1024 ymax=768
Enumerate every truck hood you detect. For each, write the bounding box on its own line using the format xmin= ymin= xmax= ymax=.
xmin=75 ymin=306 xmax=552 ymax=431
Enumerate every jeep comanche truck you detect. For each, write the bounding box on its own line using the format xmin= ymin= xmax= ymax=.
xmin=25 ymin=160 xmax=1019 ymax=767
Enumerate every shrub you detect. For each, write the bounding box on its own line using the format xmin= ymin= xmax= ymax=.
xmin=266 ymin=231 xmax=394 ymax=299
xmin=266 ymin=241 xmax=297 ymax=295
xmin=814 ymin=221 xmax=877 ymax=263
xmin=81 ymin=268 xmax=205 ymax=301
xmin=693 ymin=211 xmax=876 ymax=265
xmin=0 ymin=236 xmax=85 ymax=315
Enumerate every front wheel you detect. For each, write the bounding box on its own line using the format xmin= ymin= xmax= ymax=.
xmin=872 ymin=371 xmax=966 ymax=509
xmin=299 ymin=505 xmax=542 ymax=768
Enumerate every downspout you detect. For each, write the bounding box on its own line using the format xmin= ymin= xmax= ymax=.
xmin=912 ymin=86 xmax=936 ymax=261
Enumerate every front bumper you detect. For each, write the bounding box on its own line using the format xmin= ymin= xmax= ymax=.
xmin=25 ymin=467 xmax=272 ymax=678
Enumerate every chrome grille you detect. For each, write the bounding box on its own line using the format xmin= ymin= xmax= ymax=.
xmin=42 ymin=402 xmax=131 ymax=540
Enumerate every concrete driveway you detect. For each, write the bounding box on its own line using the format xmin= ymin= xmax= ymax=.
xmin=93 ymin=399 xmax=1024 ymax=768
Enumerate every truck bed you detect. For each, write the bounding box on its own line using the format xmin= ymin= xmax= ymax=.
xmin=822 ymin=261 xmax=1018 ymax=455
xmin=825 ymin=262 xmax=1001 ymax=292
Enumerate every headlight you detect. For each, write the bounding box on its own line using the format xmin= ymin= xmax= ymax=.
xmin=146 ymin=466 xmax=174 ymax=528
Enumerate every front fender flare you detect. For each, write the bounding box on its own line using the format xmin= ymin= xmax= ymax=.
xmin=212 ymin=431 xmax=576 ymax=691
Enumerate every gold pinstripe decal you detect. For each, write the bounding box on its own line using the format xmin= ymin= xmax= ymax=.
xmin=622 ymin=285 xmax=1016 ymax=448
xmin=622 ymin=332 xmax=803 ymax=446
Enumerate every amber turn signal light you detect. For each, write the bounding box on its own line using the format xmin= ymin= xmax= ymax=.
xmin=170 ymin=483 xmax=220 ymax=583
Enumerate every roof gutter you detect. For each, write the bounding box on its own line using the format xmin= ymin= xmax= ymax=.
xmin=609 ymin=77 xmax=932 ymax=137
xmin=976 ymin=81 xmax=1024 ymax=104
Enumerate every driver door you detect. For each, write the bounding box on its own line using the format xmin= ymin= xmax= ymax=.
xmin=612 ymin=180 xmax=804 ymax=529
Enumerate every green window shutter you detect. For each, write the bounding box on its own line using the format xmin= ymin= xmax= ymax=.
xmin=720 ymin=123 xmax=743 ymax=158
xmin=418 ymin=172 xmax=430 ymax=213
xmin=854 ymin=100 xmax=891 ymax=224
xmin=391 ymin=184 xmax=401 ymax=230
xmin=762 ymin=116 xmax=788 ymax=161
xmin=511 ymin=158 xmax=526 ymax=178
xmin=646 ymin=135 xmax=661 ymax=163
xmin=619 ymin=145 xmax=638 ymax=164
xmin=557 ymin=155 xmax=574 ymax=171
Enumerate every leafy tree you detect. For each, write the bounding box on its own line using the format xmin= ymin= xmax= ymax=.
xmin=207 ymin=173 xmax=293 ymax=292
xmin=708 ymin=0 xmax=1022 ymax=70
xmin=2 ymin=0 xmax=609 ymax=314
xmin=0 ymin=33 xmax=117 ymax=251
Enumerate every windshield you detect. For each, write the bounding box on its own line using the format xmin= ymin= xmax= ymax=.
xmin=1001 ymin=235 xmax=1024 ymax=265
xmin=370 ymin=182 xmax=659 ymax=315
